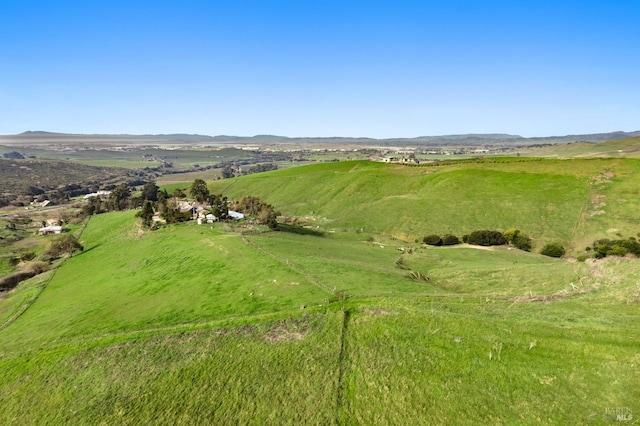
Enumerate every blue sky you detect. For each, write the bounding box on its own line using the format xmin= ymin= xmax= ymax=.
xmin=1 ymin=0 xmax=638 ymax=138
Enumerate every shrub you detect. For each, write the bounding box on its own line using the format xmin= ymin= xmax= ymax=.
xmin=591 ymin=237 xmax=640 ymax=258
xmin=0 ymin=262 xmax=48 ymax=291
xmin=441 ymin=234 xmax=460 ymax=246
xmin=503 ymin=229 xmax=532 ymax=251
xmin=541 ymin=242 xmax=565 ymax=258
xmin=465 ymin=230 xmax=507 ymax=246
xmin=423 ymin=234 xmax=442 ymax=246
xmin=609 ymin=245 xmax=628 ymax=257
xmin=619 ymin=238 xmax=640 ymax=256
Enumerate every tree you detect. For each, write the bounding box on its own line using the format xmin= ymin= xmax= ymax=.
xmin=208 ymin=193 xmax=229 ymax=220
xmin=141 ymin=181 xmax=159 ymax=202
xmin=222 ymin=166 xmax=234 ymax=179
xmin=160 ymin=199 xmax=192 ymax=224
xmin=136 ymin=200 xmax=155 ymax=228
xmin=158 ymin=189 xmax=169 ymax=204
xmin=81 ymin=195 xmax=105 ymax=216
xmin=42 ymin=234 xmax=84 ymax=260
xmin=107 ymin=184 xmax=131 ymax=211
xmin=235 ymin=196 xmax=279 ymax=228
xmin=189 ymin=179 xmax=210 ymax=203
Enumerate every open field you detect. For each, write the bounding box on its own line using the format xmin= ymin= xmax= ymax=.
xmin=1 ymin=156 xmax=639 ymax=424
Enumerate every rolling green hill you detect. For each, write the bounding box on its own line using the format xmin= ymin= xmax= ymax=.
xmin=209 ymin=158 xmax=640 ymax=250
xmin=521 ymin=136 xmax=640 ymax=158
xmin=1 ymin=158 xmax=639 ymax=424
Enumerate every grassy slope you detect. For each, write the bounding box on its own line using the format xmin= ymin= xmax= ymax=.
xmin=0 ymin=212 xmax=331 ymax=350
xmin=522 ymin=136 xmax=640 ymax=158
xmin=1 ymin=158 xmax=639 ymax=424
xmin=210 ymin=158 xmax=640 ymax=250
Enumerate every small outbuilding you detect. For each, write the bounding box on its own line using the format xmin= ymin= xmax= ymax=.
xmin=39 ymin=225 xmax=63 ymax=235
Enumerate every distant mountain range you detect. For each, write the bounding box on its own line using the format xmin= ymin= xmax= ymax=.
xmin=2 ymin=130 xmax=639 ymax=147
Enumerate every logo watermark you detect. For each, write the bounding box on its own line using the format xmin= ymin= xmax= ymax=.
xmin=604 ymin=407 xmax=633 ymax=422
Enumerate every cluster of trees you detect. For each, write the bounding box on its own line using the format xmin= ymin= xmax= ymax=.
xmin=422 ymin=230 xmax=508 ymax=247
xmin=76 ymin=177 xmax=281 ymax=231
xmin=421 ymin=228 xmax=567 ymax=258
xmin=246 ymin=163 xmax=278 ymax=175
xmin=134 ymin=178 xmax=281 ymax=229
xmin=587 ymin=236 xmax=640 ymax=259
xmin=233 ymin=195 xmax=279 ymax=229
xmin=81 ymin=183 xmax=134 ymax=216
xmin=462 ymin=230 xmax=507 ymax=246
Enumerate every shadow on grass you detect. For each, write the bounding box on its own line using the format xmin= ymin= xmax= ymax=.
xmin=277 ymin=223 xmax=325 ymax=237
xmin=76 ymin=244 xmax=102 ymax=255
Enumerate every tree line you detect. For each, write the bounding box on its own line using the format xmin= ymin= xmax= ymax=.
xmin=422 ymin=229 xmax=566 ymax=258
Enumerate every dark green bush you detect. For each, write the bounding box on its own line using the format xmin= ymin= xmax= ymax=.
xmin=441 ymin=234 xmax=460 ymax=246
xmin=541 ymin=242 xmax=565 ymax=258
xmin=465 ymin=230 xmax=507 ymax=246
xmin=423 ymin=234 xmax=442 ymax=246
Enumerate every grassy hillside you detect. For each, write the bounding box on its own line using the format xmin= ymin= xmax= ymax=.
xmin=209 ymin=158 xmax=640 ymax=251
xmin=1 ymin=158 xmax=639 ymax=424
xmin=521 ymin=136 xmax=640 ymax=158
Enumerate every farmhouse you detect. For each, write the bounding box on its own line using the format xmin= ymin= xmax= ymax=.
xmin=382 ymin=156 xmax=419 ymax=164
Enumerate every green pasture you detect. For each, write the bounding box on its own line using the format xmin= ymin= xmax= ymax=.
xmin=208 ymin=158 xmax=640 ymax=250
xmin=0 ymin=313 xmax=343 ymax=425
xmin=341 ymin=297 xmax=638 ymax=425
xmin=1 ymin=155 xmax=639 ymax=424
xmin=0 ymin=212 xmax=331 ymax=351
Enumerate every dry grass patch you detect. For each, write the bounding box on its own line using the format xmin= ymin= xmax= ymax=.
xmin=264 ymin=317 xmax=309 ymax=343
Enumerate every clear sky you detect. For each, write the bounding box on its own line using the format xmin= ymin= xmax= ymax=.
xmin=1 ymin=0 xmax=638 ymax=138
